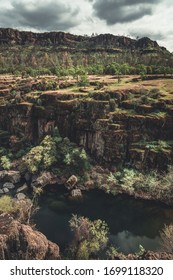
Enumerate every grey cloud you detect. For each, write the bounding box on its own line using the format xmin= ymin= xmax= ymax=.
xmin=0 ymin=0 xmax=80 ymax=31
xmin=93 ymin=0 xmax=161 ymax=24
xmin=130 ymin=31 xmax=165 ymax=41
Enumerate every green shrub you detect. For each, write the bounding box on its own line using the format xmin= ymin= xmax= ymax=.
xmin=0 ymin=155 xmax=11 ymax=170
xmin=22 ymin=131 xmax=90 ymax=176
xmin=23 ymin=135 xmax=56 ymax=173
xmin=69 ymin=215 xmax=108 ymax=259
xmin=0 ymin=195 xmax=18 ymax=213
xmin=106 ymin=246 xmax=118 ymax=259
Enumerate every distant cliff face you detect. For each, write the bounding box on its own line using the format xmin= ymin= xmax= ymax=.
xmin=0 ymin=28 xmax=171 ymax=70
xmin=0 ymin=28 xmax=162 ymax=51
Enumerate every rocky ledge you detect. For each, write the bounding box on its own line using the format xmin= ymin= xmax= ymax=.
xmin=115 ymin=250 xmax=173 ymax=260
xmin=0 ymin=28 xmax=163 ymax=52
xmin=0 ymin=213 xmax=60 ymax=260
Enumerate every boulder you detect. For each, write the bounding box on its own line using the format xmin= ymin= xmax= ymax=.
xmin=0 ymin=218 xmax=60 ymax=260
xmin=84 ymin=180 xmax=94 ymax=189
xmin=31 ymin=172 xmax=57 ymax=189
xmin=16 ymin=183 xmax=28 ymax=193
xmin=3 ymin=182 xmax=15 ymax=190
xmin=3 ymin=188 xmax=9 ymax=193
xmin=65 ymin=175 xmax=78 ymax=190
xmin=16 ymin=193 xmax=26 ymax=200
xmin=24 ymin=172 xmax=31 ymax=182
xmin=4 ymin=171 xmax=21 ymax=184
xmin=0 ymin=189 xmax=3 ymax=194
xmin=70 ymin=189 xmax=82 ymax=197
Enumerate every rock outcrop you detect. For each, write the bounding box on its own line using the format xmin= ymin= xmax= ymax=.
xmin=1 ymin=76 xmax=173 ymax=172
xmin=0 ymin=213 xmax=60 ymax=260
xmin=0 ymin=28 xmax=161 ymax=51
xmin=31 ymin=172 xmax=58 ymax=189
xmin=114 ymin=250 xmax=173 ymax=260
xmin=0 ymin=170 xmax=21 ymax=184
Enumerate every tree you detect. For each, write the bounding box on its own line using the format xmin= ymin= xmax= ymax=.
xmin=136 ymin=64 xmax=147 ymax=77
xmin=120 ymin=63 xmax=130 ymax=75
xmin=68 ymin=215 xmax=108 ymax=259
xmin=78 ymin=74 xmax=89 ymax=87
xmin=23 ymin=135 xmax=56 ymax=173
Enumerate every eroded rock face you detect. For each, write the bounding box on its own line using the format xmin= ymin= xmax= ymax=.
xmin=0 ymin=170 xmax=21 ymax=184
xmin=16 ymin=183 xmax=28 ymax=193
xmin=0 ymin=76 xmax=173 ymax=172
xmin=0 ymin=214 xmax=60 ymax=260
xmin=0 ymin=28 xmax=161 ymax=51
xmin=65 ymin=175 xmax=78 ymax=190
xmin=3 ymin=182 xmax=15 ymax=189
xmin=31 ymin=172 xmax=57 ymax=189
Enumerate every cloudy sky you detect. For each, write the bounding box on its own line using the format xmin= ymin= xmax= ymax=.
xmin=0 ymin=0 xmax=172 ymax=51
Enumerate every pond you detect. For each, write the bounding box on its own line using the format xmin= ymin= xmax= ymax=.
xmin=34 ymin=186 xmax=173 ymax=255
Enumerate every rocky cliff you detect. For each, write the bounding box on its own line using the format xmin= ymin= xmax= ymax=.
xmin=0 ymin=75 xmax=173 ymax=171
xmin=0 ymin=28 xmax=160 ymax=50
xmin=0 ymin=213 xmax=60 ymax=260
xmin=0 ymin=28 xmax=171 ymax=70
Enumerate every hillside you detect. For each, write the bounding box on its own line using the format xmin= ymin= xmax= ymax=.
xmin=0 ymin=28 xmax=163 ymax=50
xmin=0 ymin=28 xmax=172 ymax=73
xmin=1 ymin=28 xmax=173 ymax=260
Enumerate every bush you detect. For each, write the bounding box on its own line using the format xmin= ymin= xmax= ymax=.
xmin=23 ymin=135 xmax=56 ymax=173
xmin=69 ymin=215 xmax=108 ymax=259
xmin=0 ymin=155 xmax=11 ymax=170
xmin=78 ymin=74 xmax=89 ymax=87
xmin=22 ymin=131 xmax=90 ymax=176
xmin=0 ymin=196 xmax=18 ymax=213
xmin=64 ymin=148 xmax=90 ymax=173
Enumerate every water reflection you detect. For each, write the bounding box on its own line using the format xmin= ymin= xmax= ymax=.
xmin=34 ymin=188 xmax=173 ymax=253
xmin=110 ymin=231 xmax=161 ymax=254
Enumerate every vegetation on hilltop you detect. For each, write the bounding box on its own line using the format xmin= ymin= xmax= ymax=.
xmin=0 ymin=28 xmax=173 ymax=75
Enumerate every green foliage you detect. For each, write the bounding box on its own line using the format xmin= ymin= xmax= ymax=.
xmin=78 ymin=74 xmax=89 ymax=87
xmin=136 ymin=244 xmax=145 ymax=256
xmin=69 ymin=214 xmax=108 ymax=259
xmin=22 ymin=129 xmax=90 ymax=175
xmin=106 ymin=166 xmax=173 ymax=203
xmin=146 ymin=140 xmax=171 ymax=152
xmin=136 ymin=64 xmax=147 ymax=76
xmin=0 ymin=155 xmax=11 ymax=170
xmin=104 ymin=63 xmax=121 ymax=75
xmin=106 ymin=245 xmax=118 ymax=259
xmin=0 ymin=195 xmax=18 ymax=213
xmin=64 ymin=148 xmax=89 ymax=173
xmin=23 ymin=135 xmax=56 ymax=173
xmin=23 ymin=146 xmax=44 ymax=173
xmin=107 ymin=172 xmax=118 ymax=183
xmin=41 ymin=136 xmax=56 ymax=168
xmin=106 ymin=169 xmax=142 ymax=195
xmin=0 ymin=147 xmax=7 ymax=157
